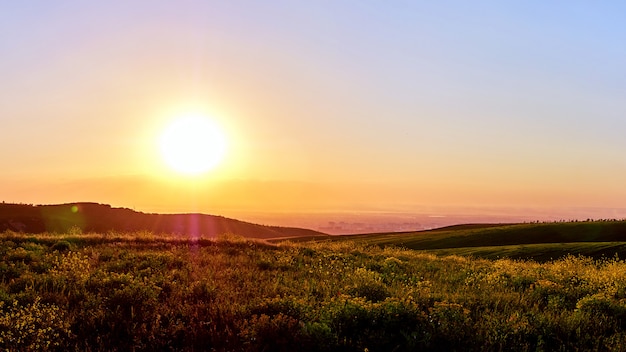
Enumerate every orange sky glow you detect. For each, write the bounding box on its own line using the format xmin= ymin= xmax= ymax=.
xmin=3 ymin=2 xmax=626 ymax=227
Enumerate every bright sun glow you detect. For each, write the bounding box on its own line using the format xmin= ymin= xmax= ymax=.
xmin=159 ymin=115 xmax=227 ymax=175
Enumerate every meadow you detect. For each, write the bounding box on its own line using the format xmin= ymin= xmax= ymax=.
xmin=309 ymin=221 xmax=626 ymax=262
xmin=2 ymin=229 xmax=626 ymax=351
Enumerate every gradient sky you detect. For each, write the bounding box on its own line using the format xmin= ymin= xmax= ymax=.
xmin=2 ymin=1 xmax=626 ymax=220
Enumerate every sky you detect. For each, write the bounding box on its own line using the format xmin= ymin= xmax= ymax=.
xmin=2 ymin=1 xmax=626 ymax=222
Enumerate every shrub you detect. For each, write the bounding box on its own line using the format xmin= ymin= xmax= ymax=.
xmin=347 ymin=282 xmax=389 ymax=302
xmin=239 ymin=313 xmax=305 ymax=352
xmin=0 ymin=298 xmax=71 ymax=351
xmin=51 ymin=240 xmax=71 ymax=252
xmin=576 ymin=293 xmax=626 ymax=319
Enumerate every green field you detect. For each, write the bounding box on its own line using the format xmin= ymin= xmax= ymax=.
xmin=424 ymin=242 xmax=626 ymax=261
xmin=3 ymin=224 xmax=626 ymax=351
xmin=291 ymin=221 xmax=626 ymax=262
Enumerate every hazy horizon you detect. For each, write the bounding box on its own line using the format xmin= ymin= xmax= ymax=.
xmin=3 ymin=200 xmax=625 ymax=236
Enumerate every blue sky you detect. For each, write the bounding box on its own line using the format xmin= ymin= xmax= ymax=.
xmin=2 ymin=1 xmax=626 ymax=216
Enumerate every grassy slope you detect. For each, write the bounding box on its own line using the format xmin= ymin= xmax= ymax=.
xmin=348 ymin=221 xmax=626 ymax=248
xmin=426 ymin=242 xmax=626 ymax=261
xmin=286 ymin=221 xmax=626 ymax=261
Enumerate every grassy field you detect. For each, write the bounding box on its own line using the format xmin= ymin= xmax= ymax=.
xmin=335 ymin=221 xmax=626 ymax=248
xmin=288 ymin=220 xmax=626 ymax=261
xmin=424 ymin=242 xmax=626 ymax=261
xmin=3 ymin=229 xmax=626 ymax=351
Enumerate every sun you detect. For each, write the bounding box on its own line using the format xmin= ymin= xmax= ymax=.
xmin=159 ymin=115 xmax=227 ymax=175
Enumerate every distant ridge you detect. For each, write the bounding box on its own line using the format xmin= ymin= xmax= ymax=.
xmin=0 ymin=202 xmax=329 ymax=239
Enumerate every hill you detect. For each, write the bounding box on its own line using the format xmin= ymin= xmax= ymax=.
xmin=0 ymin=202 xmax=328 ymax=239
xmin=341 ymin=221 xmax=626 ymax=248
xmin=298 ymin=221 xmax=626 ymax=261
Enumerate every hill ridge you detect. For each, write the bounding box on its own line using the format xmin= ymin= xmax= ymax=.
xmin=0 ymin=202 xmax=328 ymax=239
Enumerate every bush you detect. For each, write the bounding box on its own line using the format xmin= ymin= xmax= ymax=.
xmin=0 ymin=298 xmax=71 ymax=351
xmin=347 ymin=282 xmax=389 ymax=302
xmin=239 ymin=313 xmax=305 ymax=352
xmin=51 ymin=240 xmax=71 ymax=252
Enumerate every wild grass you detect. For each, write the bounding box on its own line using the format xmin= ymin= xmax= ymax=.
xmin=425 ymin=242 xmax=626 ymax=262
xmin=2 ymin=230 xmax=626 ymax=351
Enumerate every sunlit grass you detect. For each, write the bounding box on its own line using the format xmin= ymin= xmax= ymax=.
xmin=2 ymin=231 xmax=626 ymax=351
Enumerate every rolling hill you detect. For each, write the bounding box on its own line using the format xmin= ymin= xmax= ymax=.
xmin=341 ymin=221 xmax=626 ymax=248
xmin=284 ymin=221 xmax=626 ymax=261
xmin=0 ymin=202 xmax=329 ymax=240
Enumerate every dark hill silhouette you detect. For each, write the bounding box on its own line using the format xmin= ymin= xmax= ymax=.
xmin=0 ymin=202 xmax=328 ymax=239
